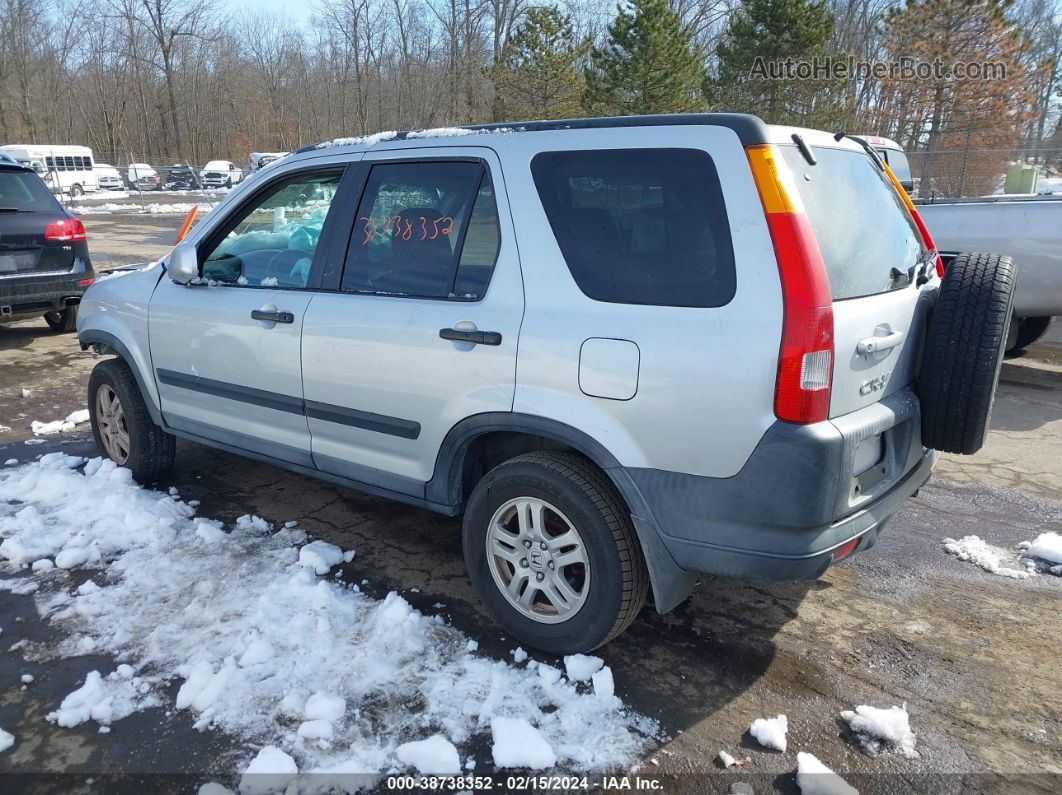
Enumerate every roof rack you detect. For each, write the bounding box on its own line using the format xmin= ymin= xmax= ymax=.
xmin=294 ymin=112 xmax=769 ymax=154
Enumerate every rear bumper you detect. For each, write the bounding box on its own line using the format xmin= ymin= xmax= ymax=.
xmin=0 ymin=273 xmax=92 ymax=320
xmin=622 ymin=388 xmax=935 ymax=594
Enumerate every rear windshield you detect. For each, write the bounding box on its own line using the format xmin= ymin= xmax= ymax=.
xmin=0 ymin=169 xmax=61 ymax=212
xmin=531 ymin=148 xmax=736 ymax=308
xmin=782 ymin=145 xmax=926 ymax=300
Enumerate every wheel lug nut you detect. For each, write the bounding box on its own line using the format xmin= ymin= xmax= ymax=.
xmin=523 ymin=540 xmax=532 ymax=548
xmin=536 ymin=572 xmax=545 ymax=582
xmin=547 ymin=561 xmax=555 ymax=570
xmin=539 ymin=541 xmax=548 ymax=550
xmin=520 ymin=559 xmax=528 ymax=568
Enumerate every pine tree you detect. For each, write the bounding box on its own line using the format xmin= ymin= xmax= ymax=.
xmin=491 ymin=8 xmax=590 ymax=121
xmin=583 ymin=0 xmax=707 ymax=115
xmin=710 ymin=0 xmax=843 ymax=126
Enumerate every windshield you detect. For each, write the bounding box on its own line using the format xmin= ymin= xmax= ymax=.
xmin=0 ymin=170 xmax=62 ymax=211
xmin=782 ymin=145 xmax=926 ymax=301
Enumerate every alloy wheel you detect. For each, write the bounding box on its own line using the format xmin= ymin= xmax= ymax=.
xmin=486 ymin=497 xmax=590 ymax=624
xmin=95 ymin=384 xmax=130 ymax=464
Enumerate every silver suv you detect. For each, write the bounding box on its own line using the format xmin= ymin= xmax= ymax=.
xmin=77 ymin=115 xmax=1015 ymax=654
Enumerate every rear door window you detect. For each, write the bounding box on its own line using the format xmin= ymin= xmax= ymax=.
xmin=530 ymin=148 xmax=736 ymax=308
xmin=782 ymin=146 xmax=926 ymax=301
xmin=341 ymin=161 xmax=501 ymax=300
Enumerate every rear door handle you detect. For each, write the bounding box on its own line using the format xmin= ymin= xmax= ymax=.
xmin=857 ymin=330 xmax=904 ymax=355
xmin=440 ymin=327 xmax=502 ymax=346
xmin=252 ymin=309 xmax=294 ymax=324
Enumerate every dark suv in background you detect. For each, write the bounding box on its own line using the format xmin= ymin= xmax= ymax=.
xmin=0 ymin=161 xmax=94 ymax=332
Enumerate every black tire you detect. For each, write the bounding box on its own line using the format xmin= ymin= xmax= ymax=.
xmin=87 ymin=358 xmax=175 ymax=483
xmin=1011 ymin=316 xmax=1053 ymax=353
xmin=919 ymin=252 xmax=1016 ymax=455
xmin=225 ymin=178 xmax=232 ymax=189
xmin=70 ymin=184 xmax=84 ymax=198
xmin=462 ymin=451 xmax=648 ymax=655
xmin=43 ymin=306 xmax=78 ymax=332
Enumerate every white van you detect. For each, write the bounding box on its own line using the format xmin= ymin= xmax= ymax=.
xmin=0 ymin=144 xmax=100 ymax=197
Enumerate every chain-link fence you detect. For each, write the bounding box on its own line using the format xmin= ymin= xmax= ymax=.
xmin=909 ymin=148 xmax=1062 ymax=200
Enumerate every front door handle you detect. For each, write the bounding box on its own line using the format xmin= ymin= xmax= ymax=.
xmin=252 ymin=309 xmax=294 ymax=324
xmin=440 ymin=327 xmax=502 ymax=346
xmin=857 ymin=330 xmax=904 ymax=355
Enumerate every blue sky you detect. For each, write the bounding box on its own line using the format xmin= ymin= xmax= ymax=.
xmin=229 ymin=0 xmax=315 ymax=26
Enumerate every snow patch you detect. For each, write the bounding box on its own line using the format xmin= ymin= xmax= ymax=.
xmin=46 ymin=670 xmax=157 ymax=727
xmin=395 ymin=734 xmax=462 ymax=774
xmin=796 ymin=752 xmax=858 ymax=795
xmin=0 ymin=455 xmax=656 ymax=777
xmin=563 ymin=653 xmax=603 ymax=682
xmin=491 ymin=716 xmax=557 ymax=769
xmin=841 ymin=703 xmax=918 ymax=757
xmin=0 ymin=727 xmax=13 ymax=753
xmin=943 ymin=535 xmax=1032 ymax=578
xmin=1023 ymin=532 xmax=1062 ymax=570
xmin=592 ymin=666 xmax=615 ymax=698
xmin=31 ymin=409 xmax=89 ymax=436
xmin=298 ymin=540 xmax=348 ymax=575
xmin=240 ymin=745 xmax=298 ymax=795
xmin=749 ymin=714 xmax=787 ymax=752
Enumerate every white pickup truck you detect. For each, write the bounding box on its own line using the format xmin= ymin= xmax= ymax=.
xmin=916 ymin=195 xmax=1060 ymax=352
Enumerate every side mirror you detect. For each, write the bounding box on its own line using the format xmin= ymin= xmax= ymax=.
xmin=168 ymin=242 xmax=200 ymax=284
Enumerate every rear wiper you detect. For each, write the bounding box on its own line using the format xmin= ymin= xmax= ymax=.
xmin=833 ymin=132 xmax=886 ymax=171
xmin=0 ymin=207 xmax=29 ymax=213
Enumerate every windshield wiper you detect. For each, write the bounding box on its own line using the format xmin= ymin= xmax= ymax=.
xmin=833 ymin=132 xmax=886 ymax=172
xmin=0 ymin=207 xmax=30 ymax=212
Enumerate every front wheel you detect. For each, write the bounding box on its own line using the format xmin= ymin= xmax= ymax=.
xmin=462 ymin=452 xmax=648 ymax=655
xmin=43 ymin=306 xmax=77 ymax=333
xmin=88 ymin=359 xmax=175 ymax=483
xmin=225 ymin=178 xmax=232 ymax=189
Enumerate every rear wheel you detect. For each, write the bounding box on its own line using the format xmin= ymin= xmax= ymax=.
xmin=43 ymin=306 xmax=77 ymax=333
xmin=88 ymin=359 xmax=175 ymax=483
xmin=69 ymin=183 xmax=84 ymax=198
xmin=1008 ymin=316 xmax=1053 ymax=355
xmin=919 ymin=252 xmax=1016 ymax=454
xmin=462 ymin=452 xmax=648 ymax=655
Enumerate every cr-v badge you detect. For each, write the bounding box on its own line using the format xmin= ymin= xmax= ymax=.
xmin=860 ymin=371 xmax=891 ymax=396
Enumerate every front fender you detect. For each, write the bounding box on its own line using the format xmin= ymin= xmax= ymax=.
xmin=77 ymin=266 xmax=165 ymax=425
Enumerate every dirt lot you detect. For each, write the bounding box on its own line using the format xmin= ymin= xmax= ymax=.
xmin=1 ymin=208 xmax=1061 ymax=793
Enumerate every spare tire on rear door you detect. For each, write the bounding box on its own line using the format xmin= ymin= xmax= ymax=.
xmin=919 ymin=252 xmax=1016 ymax=455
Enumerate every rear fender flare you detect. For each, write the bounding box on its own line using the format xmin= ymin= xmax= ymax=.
xmin=428 ymin=413 xmax=696 ymax=613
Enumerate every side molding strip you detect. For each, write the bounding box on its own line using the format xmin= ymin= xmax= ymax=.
xmin=155 ymin=369 xmax=420 ymax=440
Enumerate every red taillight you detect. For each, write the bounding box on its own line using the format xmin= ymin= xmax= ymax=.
xmin=45 ymin=218 xmax=86 ymax=242
xmin=832 ymin=538 xmax=861 ymax=561
xmin=78 ymin=277 xmax=95 ymax=287
xmin=747 ymin=145 xmax=834 ymax=424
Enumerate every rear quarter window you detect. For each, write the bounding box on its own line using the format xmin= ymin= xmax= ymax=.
xmin=531 ymin=148 xmax=736 ymax=308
